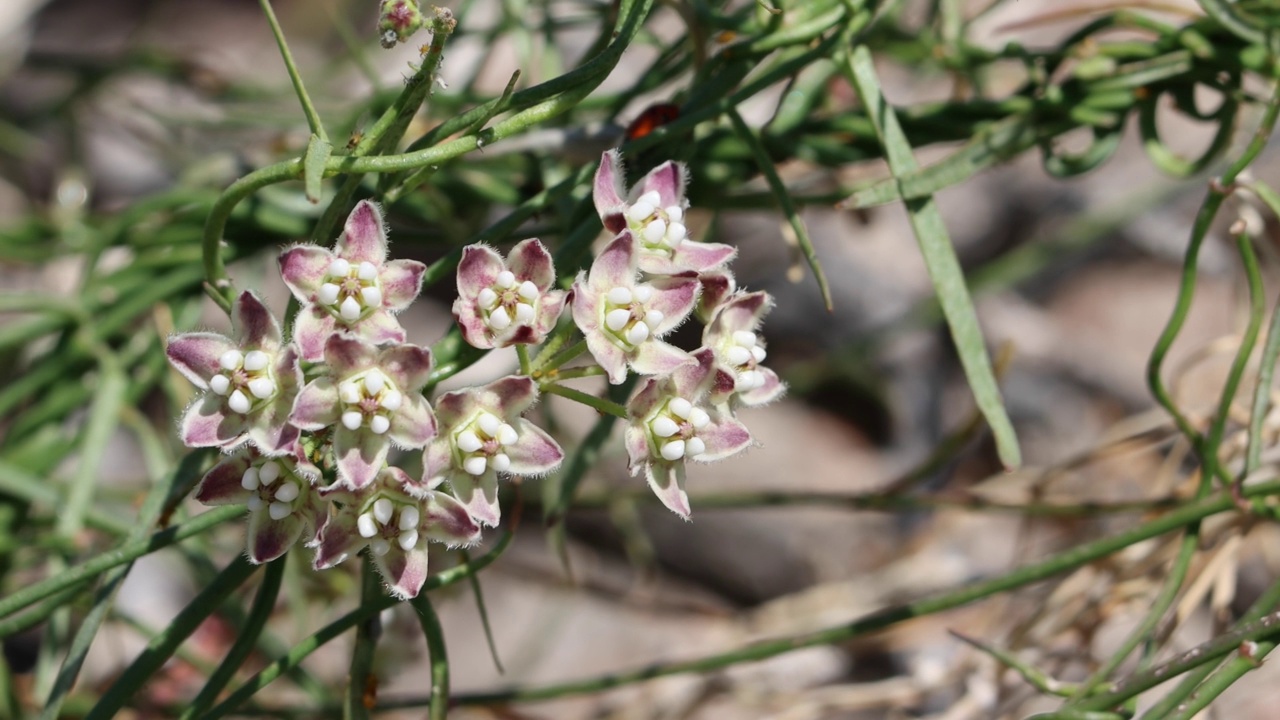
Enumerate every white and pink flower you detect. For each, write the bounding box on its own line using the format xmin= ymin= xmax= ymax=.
xmin=279 ymin=201 xmax=426 ymax=362
xmin=165 ymin=291 xmax=301 ymax=455
xmin=289 ymin=336 xmax=437 ymax=490
xmin=704 ymin=291 xmax=785 ymax=407
xmin=421 ymin=376 xmax=563 ymax=526
xmin=453 ymin=239 xmax=567 ymax=349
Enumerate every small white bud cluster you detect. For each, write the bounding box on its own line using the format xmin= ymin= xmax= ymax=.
xmin=317 ymin=258 xmax=383 ymax=323
xmin=338 ymin=370 xmax=402 ymax=435
xmin=454 ymin=410 xmax=519 ymax=476
xmin=627 ymin=190 xmax=688 ymax=254
xmin=356 ymin=496 xmax=421 ymax=554
xmin=476 ymin=270 xmax=540 ymax=333
xmin=603 ymin=284 xmax=664 ymax=347
xmin=210 ymin=348 xmax=276 ymax=415
xmin=648 ymin=397 xmax=711 ymax=462
xmin=241 ymin=460 xmax=303 ymax=520
xmin=724 ymin=330 xmax=768 ymax=391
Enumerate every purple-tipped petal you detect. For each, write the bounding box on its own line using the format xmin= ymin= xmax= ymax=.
xmin=324 ymin=335 xmax=379 ymax=377
xmin=180 ymin=395 xmax=248 ymax=449
xmin=629 ymin=340 xmax=691 ymax=377
xmin=248 ymin=419 xmax=301 ymax=458
xmin=638 ymin=160 xmax=687 ymax=208
xmin=626 ymin=376 xmax=667 ymax=419
xmin=421 ymin=439 xmax=453 ymax=481
xmin=452 ymin=295 xmax=494 ymax=350
xmin=624 ymin=425 xmax=650 ymax=474
xmin=194 ymin=456 xmax=253 ymax=505
xmin=334 ymin=427 xmax=388 ymax=490
xmin=447 ymin=471 xmax=501 ymax=527
xmin=647 ymin=276 xmax=699 ymax=335
xmin=313 ymin=510 xmax=360 ymax=569
xmin=290 ymin=378 xmax=340 ymax=430
xmin=484 ymin=375 xmax=539 ymax=417
xmin=671 ymin=348 xmax=717 ymax=397
xmin=507 ymin=238 xmax=556 ymax=290
xmin=710 ymin=291 xmax=771 ymax=333
xmin=646 ymin=461 xmax=690 ymax=520
xmin=589 ymin=234 xmax=639 ymax=290
xmin=293 ymin=306 xmax=338 ymax=363
xmin=569 ymin=276 xmax=599 ymax=332
xmin=166 ymin=333 xmax=236 ymax=389
xmin=671 ymin=241 xmax=736 ymax=274
xmin=373 ymin=547 xmax=430 ymax=599
xmin=584 ymin=331 xmax=629 ymax=384
xmin=377 ymin=343 xmax=433 ymax=392
xmin=593 ymin=150 xmax=628 ymax=234
xmin=421 ymin=491 xmax=483 ymax=545
xmin=456 ymin=244 xmax=505 ymax=299
xmin=279 ymin=245 xmax=333 ymax=303
xmin=233 ymin=291 xmax=281 ymax=349
xmin=381 ymin=259 xmax=426 ymax=311
xmin=696 ymin=270 xmax=736 ymax=323
xmin=504 ymin=420 xmax=563 ymax=475
xmin=247 ymin=513 xmax=302 ymax=564
xmin=694 ymin=417 xmax=752 ymax=461
xmin=336 ymin=200 xmax=388 ymax=264
xmin=739 ymin=367 xmax=785 ymax=406
xmin=389 ymin=393 xmax=437 ymax=448
xmin=535 ymin=290 xmax=568 ymax=337
xmin=432 ymin=388 xmax=481 ymax=428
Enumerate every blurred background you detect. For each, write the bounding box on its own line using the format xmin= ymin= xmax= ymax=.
xmin=4 ymin=0 xmax=1280 ymax=717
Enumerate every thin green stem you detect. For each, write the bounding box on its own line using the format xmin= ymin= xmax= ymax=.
xmin=541 ymin=383 xmax=626 ymax=418
xmin=409 ymin=594 xmax=450 ymax=720
xmin=182 ymin=557 xmax=286 ymax=720
xmin=516 ymin=345 xmax=531 ymax=376
xmin=259 ymin=0 xmax=327 ymax=141
xmin=345 ymin=556 xmax=381 ymax=720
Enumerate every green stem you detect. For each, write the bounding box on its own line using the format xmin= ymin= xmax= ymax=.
xmin=409 ymin=594 xmax=450 ymax=720
xmin=516 ymin=345 xmax=531 ymax=376
xmin=533 ymin=338 xmax=588 ymax=375
xmin=344 ymin=557 xmax=381 ymax=720
xmin=541 ymin=383 xmax=626 ymax=418
xmin=259 ymin=0 xmax=327 ymax=142
xmin=182 ymin=557 xmax=287 ymax=720
xmin=86 ymin=557 xmax=259 ymax=720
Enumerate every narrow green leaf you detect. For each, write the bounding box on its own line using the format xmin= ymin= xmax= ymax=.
xmin=303 ymin=134 xmax=332 ymax=205
xmin=841 ymin=45 xmax=1021 ymax=468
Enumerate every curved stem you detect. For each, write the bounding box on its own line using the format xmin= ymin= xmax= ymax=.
xmin=541 ymin=383 xmax=626 ymax=418
xmin=259 ymin=0 xmax=327 ymax=141
xmin=409 ymin=594 xmax=450 ymax=720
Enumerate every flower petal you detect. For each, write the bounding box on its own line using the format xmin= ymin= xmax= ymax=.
xmin=233 ymin=291 xmax=282 ymax=349
xmin=355 ymin=308 xmax=407 ymax=347
xmin=624 ymin=425 xmax=649 ymax=475
xmin=389 ymin=393 xmax=437 ymax=448
xmin=247 ymin=512 xmax=302 ymax=564
xmin=708 ymin=290 xmax=771 ymax=336
xmin=569 ymin=276 xmax=598 ymax=332
xmin=432 ymin=386 xmax=480 ymax=429
xmin=381 ymin=259 xmax=426 ymax=312
xmin=452 ymin=294 xmax=495 ymax=350
xmin=584 ymin=330 xmax=629 ymax=384
xmin=534 ymin=289 xmax=568 ymax=338
xmin=625 ymin=376 xmax=666 ymax=420
xmin=739 ymin=367 xmax=786 ymax=406
xmin=646 ymin=461 xmax=690 ymax=520
xmin=456 ymin=244 xmax=505 ymax=299
xmin=670 ymin=241 xmax=736 ymax=274
xmin=504 ymin=419 xmax=563 ymax=475
xmin=293 ymin=305 xmax=338 ymax=363
xmin=249 ymin=419 xmax=301 ymax=458
xmin=166 ymin=333 xmax=235 ymax=389
xmin=290 ymin=378 xmax=340 ymax=430
xmin=373 ymin=547 xmax=429 ymax=599
xmin=629 ymin=339 xmax=690 ymax=378
xmin=507 ymin=238 xmax=556 ymax=290
xmin=334 ymin=427 xmax=388 ymax=490
xmin=593 ymin=150 xmax=628 ymax=234
xmin=637 ymin=160 xmax=687 ymax=208
xmin=486 ymin=375 xmax=539 ymax=417
xmin=421 ymin=490 xmax=484 ymax=543
xmin=589 ymin=233 xmax=638 ymax=291
xmin=377 ymin=343 xmax=434 ymax=392
xmin=279 ymin=245 xmax=333 ymax=303
xmin=325 ymin=335 xmax=379 ymax=377
xmin=695 ymin=270 xmax=736 ymax=323
xmin=421 ymin=439 xmax=453 ymax=480
xmin=336 ymin=200 xmax=388 ymax=264
xmin=194 ymin=455 xmax=253 ymax=506
xmin=446 ymin=470 xmax=501 ymax=527
xmin=646 ymin=275 xmax=699 ymax=336
xmin=312 ymin=509 xmax=361 ymax=569
xmin=695 ymin=417 xmax=752 ymax=461
xmin=672 ymin=347 xmax=716 ymax=397
xmin=180 ymin=395 xmax=248 ymax=448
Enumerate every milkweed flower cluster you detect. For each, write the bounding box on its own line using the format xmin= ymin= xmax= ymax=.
xmin=167 ymin=152 xmax=781 ymax=599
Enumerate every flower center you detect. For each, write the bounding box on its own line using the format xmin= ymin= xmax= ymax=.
xmin=627 ymin=190 xmax=687 ymax=256
xmin=356 ymin=496 xmax=422 ymax=554
xmin=475 ymin=270 xmax=540 ymax=334
xmin=209 ymin=349 xmax=276 ymax=415
xmin=337 ymin=369 xmax=402 ymax=435
xmin=646 ymin=397 xmax=711 ymax=462
xmin=241 ymin=459 xmax=306 ymax=520
xmin=317 ymin=258 xmax=383 ymax=324
xmin=452 ymin=410 xmax=518 ymax=476
xmin=601 ymin=284 xmax=664 ymax=349
xmin=719 ymin=330 xmax=768 ymax=392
